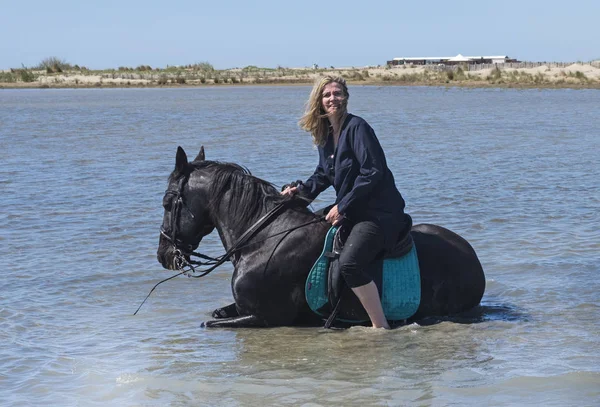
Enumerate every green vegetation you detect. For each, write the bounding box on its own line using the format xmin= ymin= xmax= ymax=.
xmin=36 ymin=56 xmax=73 ymax=73
xmin=18 ymin=67 xmax=36 ymax=82
xmin=487 ymin=66 xmax=502 ymax=81
xmin=191 ymin=62 xmax=214 ymax=72
xmin=1 ymin=57 xmax=598 ymax=89
xmin=0 ymin=72 xmax=16 ymax=82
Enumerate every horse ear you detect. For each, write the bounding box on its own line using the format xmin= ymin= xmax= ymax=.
xmin=175 ymin=146 xmax=188 ymax=174
xmin=194 ymin=146 xmax=205 ymax=162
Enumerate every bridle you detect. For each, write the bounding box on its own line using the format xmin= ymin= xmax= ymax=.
xmin=159 ymin=175 xmax=221 ymax=274
xmin=134 ymin=173 xmax=325 ymax=315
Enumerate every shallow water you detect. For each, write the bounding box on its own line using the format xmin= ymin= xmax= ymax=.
xmin=1 ymin=86 xmax=599 ymax=406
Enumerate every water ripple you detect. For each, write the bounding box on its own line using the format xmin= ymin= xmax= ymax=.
xmin=1 ymin=87 xmax=599 ymax=406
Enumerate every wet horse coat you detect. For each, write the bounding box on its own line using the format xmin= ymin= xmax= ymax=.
xmin=156 ymin=147 xmax=486 ymax=328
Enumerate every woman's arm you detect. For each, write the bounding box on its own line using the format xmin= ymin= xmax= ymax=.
xmin=297 ymin=161 xmax=331 ymax=200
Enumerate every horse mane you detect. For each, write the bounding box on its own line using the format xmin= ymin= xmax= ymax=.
xmin=184 ymin=160 xmax=287 ymax=226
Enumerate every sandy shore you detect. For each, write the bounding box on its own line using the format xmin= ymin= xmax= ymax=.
xmin=2 ymin=63 xmax=600 ymax=89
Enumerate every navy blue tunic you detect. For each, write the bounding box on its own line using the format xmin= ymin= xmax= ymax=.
xmin=298 ymin=114 xmax=405 ymax=245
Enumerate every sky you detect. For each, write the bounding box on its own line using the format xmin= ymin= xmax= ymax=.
xmin=1 ymin=0 xmax=598 ymax=70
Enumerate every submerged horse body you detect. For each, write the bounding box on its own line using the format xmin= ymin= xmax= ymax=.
xmin=156 ymin=147 xmax=486 ymax=328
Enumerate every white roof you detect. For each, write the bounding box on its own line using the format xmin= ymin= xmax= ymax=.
xmin=465 ymin=55 xmax=509 ymax=59
xmin=448 ymin=54 xmax=471 ymax=62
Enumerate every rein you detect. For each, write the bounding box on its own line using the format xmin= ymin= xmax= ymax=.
xmin=134 ymin=188 xmax=324 ymax=315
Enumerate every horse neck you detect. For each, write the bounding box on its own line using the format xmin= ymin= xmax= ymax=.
xmin=197 ymin=164 xmax=319 ymax=253
xmin=209 ymin=186 xmax=318 ymax=254
xmin=209 ymin=182 xmax=276 ymax=251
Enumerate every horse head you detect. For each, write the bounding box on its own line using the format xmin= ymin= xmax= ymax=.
xmin=157 ymin=146 xmax=215 ymax=270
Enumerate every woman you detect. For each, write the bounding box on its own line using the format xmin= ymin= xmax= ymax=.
xmin=282 ymin=76 xmax=406 ymax=329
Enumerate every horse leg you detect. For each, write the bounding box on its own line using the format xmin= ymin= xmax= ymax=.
xmin=212 ymin=303 xmax=239 ymax=319
xmin=202 ymin=315 xmax=268 ymax=328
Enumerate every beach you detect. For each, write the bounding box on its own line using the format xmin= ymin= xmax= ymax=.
xmin=2 ymin=62 xmax=600 ymax=89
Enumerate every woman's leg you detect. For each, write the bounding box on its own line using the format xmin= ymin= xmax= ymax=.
xmin=338 ymin=221 xmax=390 ymax=329
xmin=351 ymin=281 xmax=389 ymax=329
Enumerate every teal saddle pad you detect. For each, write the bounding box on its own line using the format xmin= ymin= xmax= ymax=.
xmin=306 ymin=226 xmax=421 ymax=321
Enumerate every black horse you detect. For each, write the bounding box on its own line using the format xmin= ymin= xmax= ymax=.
xmin=156 ymin=147 xmax=486 ymax=328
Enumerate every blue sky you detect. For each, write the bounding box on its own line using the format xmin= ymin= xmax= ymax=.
xmin=1 ymin=0 xmax=598 ymax=70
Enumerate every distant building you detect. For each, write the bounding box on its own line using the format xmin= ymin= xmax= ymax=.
xmin=387 ymin=54 xmax=518 ymax=66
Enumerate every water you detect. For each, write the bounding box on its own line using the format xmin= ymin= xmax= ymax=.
xmin=1 ymin=86 xmax=599 ymax=406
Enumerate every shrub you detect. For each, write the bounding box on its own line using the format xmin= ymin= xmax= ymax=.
xmin=486 ymin=66 xmax=502 ymax=81
xmin=157 ymin=75 xmax=168 ymax=85
xmin=0 ymin=72 xmax=16 ymax=82
xmin=193 ymin=62 xmax=214 ymax=72
xmin=491 ymin=66 xmax=502 ymax=79
xmin=176 ymin=76 xmax=186 ymax=84
xmin=398 ymin=74 xmax=418 ymax=83
xmin=19 ymin=69 xmax=35 ymax=82
xmin=37 ymin=56 xmax=72 ymax=71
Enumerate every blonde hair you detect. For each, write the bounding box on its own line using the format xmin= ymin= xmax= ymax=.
xmin=298 ymin=75 xmax=349 ymax=146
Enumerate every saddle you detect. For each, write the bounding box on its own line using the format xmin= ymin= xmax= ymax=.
xmin=306 ymin=213 xmax=421 ymax=325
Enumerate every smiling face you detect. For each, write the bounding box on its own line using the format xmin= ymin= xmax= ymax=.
xmin=321 ymin=82 xmax=348 ymax=117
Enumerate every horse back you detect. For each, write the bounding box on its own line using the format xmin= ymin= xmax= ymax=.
xmin=410 ymin=223 xmax=485 ymax=319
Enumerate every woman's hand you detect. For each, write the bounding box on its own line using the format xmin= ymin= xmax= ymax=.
xmin=325 ymin=205 xmax=343 ymax=225
xmin=281 ymin=186 xmax=298 ymax=197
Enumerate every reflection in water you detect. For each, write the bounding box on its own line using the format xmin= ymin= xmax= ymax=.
xmin=133 ymin=322 xmax=491 ymax=405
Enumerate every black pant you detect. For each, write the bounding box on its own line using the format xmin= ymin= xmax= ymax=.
xmin=338 ymin=220 xmax=386 ymax=288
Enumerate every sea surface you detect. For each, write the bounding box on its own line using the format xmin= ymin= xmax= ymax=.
xmin=1 ymin=85 xmax=599 ymax=406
